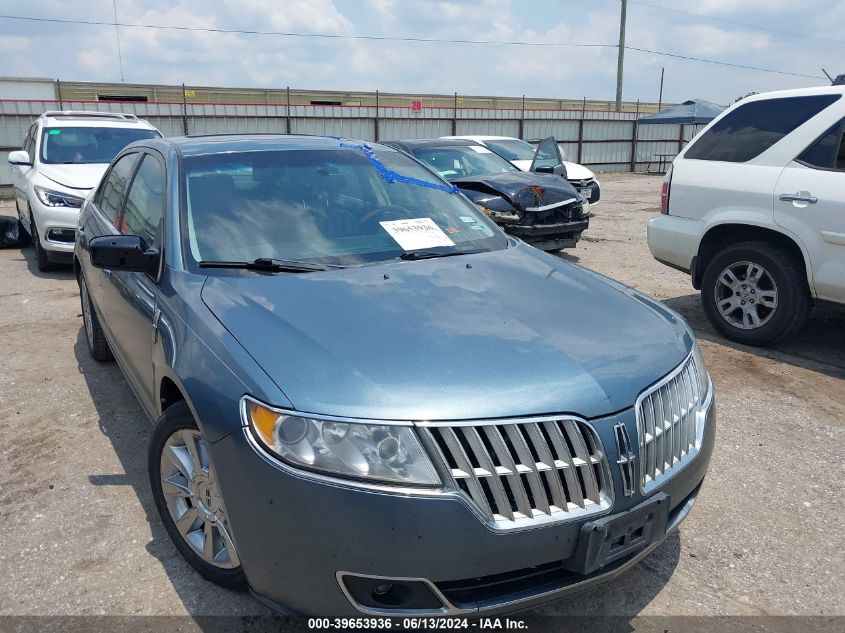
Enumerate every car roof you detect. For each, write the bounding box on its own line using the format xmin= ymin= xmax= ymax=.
xmin=148 ymin=134 xmax=407 ymax=157
xmin=37 ymin=110 xmax=158 ymax=130
xmin=737 ymin=85 xmax=845 ymax=104
xmin=442 ymin=135 xmax=523 ymax=142
xmin=386 ymin=138 xmax=485 ymax=152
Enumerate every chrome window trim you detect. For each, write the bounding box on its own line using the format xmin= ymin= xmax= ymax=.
xmin=634 ymin=349 xmax=712 ymax=495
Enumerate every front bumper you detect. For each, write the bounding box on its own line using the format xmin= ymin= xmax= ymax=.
xmin=504 ymin=219 xmax=590 ymax=251
xmin=570 ymin=179 xmax=600 ymax=205
xmin=28 ymin=194 xmax=82 ymax=254
xmin=209 ymin=392 xmax=715 ymax=617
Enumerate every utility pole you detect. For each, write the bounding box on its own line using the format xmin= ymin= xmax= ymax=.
xmin=658 ymin=67 xmax=664 ymax=111
xmin=615 ymin=0 xmax=627 ymax=112
xmin=113 ymin=0 xmax=125 ymax=82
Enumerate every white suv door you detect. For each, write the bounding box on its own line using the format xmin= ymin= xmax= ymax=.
xmin=774 ymin=120 xmax=845 ymax=303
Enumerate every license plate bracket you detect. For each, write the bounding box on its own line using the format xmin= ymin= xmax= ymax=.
xmin=579 ymin=187 xmax=592 ymax=200
xmin=564 ymin=493 xmax=670 ymax=576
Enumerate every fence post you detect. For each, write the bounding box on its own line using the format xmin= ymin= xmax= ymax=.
xmin=286 ymin=86 xmax=291 ymax=135
xmin=519 ymin=94 xmax=525 ymax=140
xmin=577 ymin=97 xmax=585 ymax=164
xmin=181 ymin=83 xmax=189 ymax=135
xmin=56 ymin=79 xmax=63 ymax=109
xmin=452 ymin=92 xmax=458 ymax=136
xmin=678 ymin=123 xmax=685 ymax=154
xmin=630 ymin=99 xmax=640 ymax=172
xmin=374 ymin=90 xmax=380 ymax=142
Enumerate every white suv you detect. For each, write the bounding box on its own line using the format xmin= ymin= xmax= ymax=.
xmin=648 ymin=86 xmax=845 ymax=345
xmin=9 ymin=111 xmax=161 ymax=271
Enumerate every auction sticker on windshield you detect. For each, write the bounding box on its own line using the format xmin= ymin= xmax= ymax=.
xmin=380 ymin=218 xmax=455 ymax=251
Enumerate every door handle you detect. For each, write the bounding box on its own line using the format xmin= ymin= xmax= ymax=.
xmin=779 ymin=192 xmax=817 ymax=204
xmin=103 ymin=269 xmax=112 ymax=278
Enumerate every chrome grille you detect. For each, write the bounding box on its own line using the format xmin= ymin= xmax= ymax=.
xmin=420 ymin=419 xmax=611 ymax=529
xmin=637 ymin=352 xmax=706 ymax=492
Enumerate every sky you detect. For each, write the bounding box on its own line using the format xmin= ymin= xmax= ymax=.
xmin=0 ymin=0 xmax=842 ymax=105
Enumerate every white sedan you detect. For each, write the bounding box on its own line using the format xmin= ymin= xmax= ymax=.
xmin=442 ymin=135 xmax=601 ymax=204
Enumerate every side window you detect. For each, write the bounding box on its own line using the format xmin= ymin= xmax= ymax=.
xmin=797 ymin=120 xmax=845 ymax=171
xmin=96 ymin=153 xmax=138 ymax=223
xmin=685 ymin=95 xmax=841 ymax=163
xmin=23 ymin=125 xmax=34 ymax=157
xmin=120 ymin=154 xmax=165 ymax=249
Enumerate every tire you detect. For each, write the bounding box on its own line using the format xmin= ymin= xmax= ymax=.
xmin=701 ymin=241 xmax=810 ymax=346
xmin=30 ymin=212 xmax=59 ymax=272
xmin=149 ymin=402 xmax=247 ymax=589
xmin=14 ymin=199 xmax=30 ymax=246
xmin=78 ymin=273 xmax=113 ymax=362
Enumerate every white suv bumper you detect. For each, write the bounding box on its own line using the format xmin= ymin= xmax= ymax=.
xmin=647 ymin=214 xmax=705 ymax=274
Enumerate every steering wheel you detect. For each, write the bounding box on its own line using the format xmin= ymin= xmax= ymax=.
xmin=358 ymin=204 xmax=411 ymax=230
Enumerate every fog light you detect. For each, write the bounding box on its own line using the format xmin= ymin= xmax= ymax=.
xmin=373 ymin=583 xmax=393 ymax=595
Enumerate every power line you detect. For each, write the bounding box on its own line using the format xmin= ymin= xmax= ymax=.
xmin=628 ymin=0 xmax=845 ymax=45
xmin=0 ymin=14 xmax=611 ymax=48
xmin=0 ymin=13 xmax=827 ymax=79
xmin=626 ymin=47 xmax=824 ymax=79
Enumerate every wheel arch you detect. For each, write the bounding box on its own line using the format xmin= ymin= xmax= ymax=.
xmin=159 ymin=374 xmax=188 ymax=415
xmin=694 ymin=223 xmax=812 ymax=292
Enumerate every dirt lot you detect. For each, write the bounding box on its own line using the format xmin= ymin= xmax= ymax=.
xmin=0 ymin=173 xmax=843 ymax=623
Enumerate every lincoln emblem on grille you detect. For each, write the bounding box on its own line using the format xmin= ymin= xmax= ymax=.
xmin=614 ymin=423 xmax=636 ymax=497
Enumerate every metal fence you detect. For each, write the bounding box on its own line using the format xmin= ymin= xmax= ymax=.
xmin=0 ymin=98 xmax=706 ymax=197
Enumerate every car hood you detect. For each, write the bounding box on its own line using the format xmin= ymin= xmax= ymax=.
xmin=452 ymin=172 xmax=580 ymax=211
xmin=201 ymin=244 xmax=691 ymax=421
xmin=511 ymin=159 xmax=595 ymax=181
xmin=38 ymin=163 xmax=108 ymax=191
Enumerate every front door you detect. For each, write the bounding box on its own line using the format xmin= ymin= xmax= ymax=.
xmin=100 ymin=152 xmax=166 ymax=411
xmin=774 ymin=118 xmax=845 ymax=303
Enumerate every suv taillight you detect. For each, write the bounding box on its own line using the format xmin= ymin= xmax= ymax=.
xmin=660 ymin=165 xmax=673 ymax=215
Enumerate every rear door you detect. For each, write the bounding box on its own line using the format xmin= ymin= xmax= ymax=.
xmin=774 ymin=119 xmax=845 ymax=302
xmin=100 ymin=151 xmax=166 ymax=411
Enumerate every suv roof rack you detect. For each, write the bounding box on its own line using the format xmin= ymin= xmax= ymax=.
xmin=39 ymin=110 xmax=140 ymax=122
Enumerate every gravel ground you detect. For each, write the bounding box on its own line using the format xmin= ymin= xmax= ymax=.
xmin=0 ymin=173 xmax=842 ymax=624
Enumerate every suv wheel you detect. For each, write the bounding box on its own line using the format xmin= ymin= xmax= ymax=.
xmin=30 ymin=212 xmax=58 ymax=272
xmin=701 ymin=241 xmax=810 ymax=346
xmin=149 ymin=402 xmax=246 ymax=588
xmin=14 ymin=199 xmax=31 ymax=246
xmin=79 ymin=273 xmax=113 ymax=362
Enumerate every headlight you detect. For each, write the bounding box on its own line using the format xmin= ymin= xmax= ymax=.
xmin=244 ymin=399 xmax=441 ymax=487
xmin=34 ymin=186 xmax=84 ymax=208
xmin=692 ymin=342 xmax=710 ymax=401
xmin=474 ymin=203 xmax=519 ymax=223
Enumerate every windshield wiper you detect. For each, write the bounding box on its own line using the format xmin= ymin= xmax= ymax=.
xmin=198 ymin=258 xmax=339 ymax=272
xmin=398 ymin=249 xmax=486 ymax=261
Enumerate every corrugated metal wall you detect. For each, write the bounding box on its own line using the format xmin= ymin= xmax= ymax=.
xmin=0 ymin=98 xmax=703 ymax=196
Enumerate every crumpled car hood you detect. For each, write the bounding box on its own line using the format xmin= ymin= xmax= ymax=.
xmin=452 ymin=171 xmax=580 ymax=211
xmin=201 ymin=244 xmax=691 ymax=421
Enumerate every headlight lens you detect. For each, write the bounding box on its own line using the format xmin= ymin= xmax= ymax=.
xmin=245 ymin=400 xmax=441 ymax=487
xmin=474 ymin=202 xmax=519 ymax=223
xmin=692 ymin=342 xmax=710 ymax=401
xmin=34 ymin=186 xmax=85 ymax=208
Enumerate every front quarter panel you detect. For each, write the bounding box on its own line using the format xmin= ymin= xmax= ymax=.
xmin=154 ymin=268 xmax=293 ymax=443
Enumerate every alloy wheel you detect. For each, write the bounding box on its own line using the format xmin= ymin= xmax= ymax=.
xmin=159 ymin=429 xmax=240 ymax=569
xmin=714 ymin=260 xmax=778 ymax=330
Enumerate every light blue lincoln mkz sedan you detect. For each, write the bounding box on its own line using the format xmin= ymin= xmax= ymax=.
xmin=73 ymin=134 xmax=714 ymax=616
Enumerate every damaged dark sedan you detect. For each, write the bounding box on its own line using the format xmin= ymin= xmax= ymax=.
xmin=384 ymin=138 xmax=590 ymax=251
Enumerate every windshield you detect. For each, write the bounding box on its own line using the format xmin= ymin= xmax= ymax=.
xmin=482 ymin=139 xmax=536 ymax=162
xmin=182 ymin=145 xmax=507 ymax=268
xmin=40 ymin=127 xmax=160 ymax=164
xmin=409 ymin=146 xmax=519 ymax=181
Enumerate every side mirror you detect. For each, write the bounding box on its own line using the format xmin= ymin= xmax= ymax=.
xmin=8 ymin=150 xmax=32 ymax=166
xmin=90 ymin=234 xmax=158 ymax=273
xmin=534 ymin=164 xmax=568 ymax=178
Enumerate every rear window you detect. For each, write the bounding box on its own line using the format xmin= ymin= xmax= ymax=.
xmin=684 ymin=94 xmax=841 ymax=163
xmin=797 ymin=120 xmax=845 ymax=170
